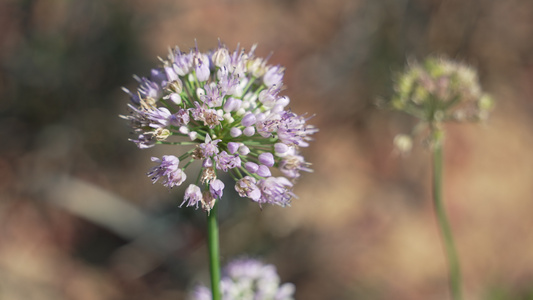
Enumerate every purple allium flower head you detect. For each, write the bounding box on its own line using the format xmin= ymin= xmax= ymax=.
xmin=122 ymin=41 xmax=317 ymax=211
xmin=190 ymin=258 xmax=295 ymax=300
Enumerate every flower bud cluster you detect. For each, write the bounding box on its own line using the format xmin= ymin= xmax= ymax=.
xmin=190 ymin=258 xmax=295 ymax=300
xmin=391 ymin=56 xmax=493 ymax=124
xmin=389 ymin=57 xmax=493 ymax=152
xmin=122 ymin=42 xmax=317 ymax=211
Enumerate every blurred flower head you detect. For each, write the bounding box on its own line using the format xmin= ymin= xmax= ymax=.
xmin=391 ymin=56 xmax=493 ymax=124
xmin=190 ymin=258 xmax=295 ymax=300
xmin=389 ymin=56 xmax=494 ymax=150
xmin=121 ymin=41 xmax=317 ymax=211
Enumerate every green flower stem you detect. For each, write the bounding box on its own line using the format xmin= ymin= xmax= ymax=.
xmin=432 ymin=131 xmax=462 ymax=300
xmin=207 ymin=202 xmax=221 ymax=300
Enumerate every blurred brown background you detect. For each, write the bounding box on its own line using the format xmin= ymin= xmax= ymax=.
xmin=2 ymin=0 xmax=533 ymax=299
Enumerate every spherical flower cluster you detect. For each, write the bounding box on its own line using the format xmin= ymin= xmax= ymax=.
xmin=190 ymin=258 xmax=295 ymax=300
xmin=122 ymin=42 xmax=317 ymax=211
xmin=391 ymin=56 xmax=493 ymax=124
xmin=389 ymin=56 xmax=493 ymax=151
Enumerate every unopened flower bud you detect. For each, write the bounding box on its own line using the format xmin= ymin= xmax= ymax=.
xmin=275 ymin=143 xmax=289 ymax=154
xmin=241 ymin=113 xmax=257 ymax=127
xmin=256 ymin=165 xmax=272 ymax=177
xmin=243 ymin=126 xmax=255 ymax=136
xmin=258 ymin=152 xmax=275 ymax=167
xmin=238 ymin=145 xmax=250 ymax=156
xmin=245 ymin=162 xmax=259 ymax=173
xmin=230 ymin=127 xmax=242 ymax=137
xmin=168 ymin=93 xmax=182 ymax=105
xmin=227 ymin=142 xmax=240 ymax=154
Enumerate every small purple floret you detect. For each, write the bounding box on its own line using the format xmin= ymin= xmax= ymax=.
xmin=215 ymin=151 xmax=241 ymax=171
xmin=257 ymin=177 xmax=293 ymax=207
xmin=210 ymin=179 xmax=225 ymax=199
xmin=148 ymin=155 xmax=187 ymax=188
xmin=235 ymin=176 xmax=261 ymax=201
xmin=181 ymin=184 xmax=202 ymax=208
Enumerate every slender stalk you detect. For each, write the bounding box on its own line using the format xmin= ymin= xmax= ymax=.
xmin=207 ymin=203 xmax=221 ymax=300
xmin=432 ymin=132 xmax=462 ymax=300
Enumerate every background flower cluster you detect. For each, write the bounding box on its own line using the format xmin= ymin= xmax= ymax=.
xmin=191 ymin=258 xmax=295 ymax=300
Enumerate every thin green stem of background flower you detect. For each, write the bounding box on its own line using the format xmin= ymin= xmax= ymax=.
xmin=432 ymin=130 xmax=462 ymax=300
xmin=207 ymin=203 xmax=221 ymax=300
